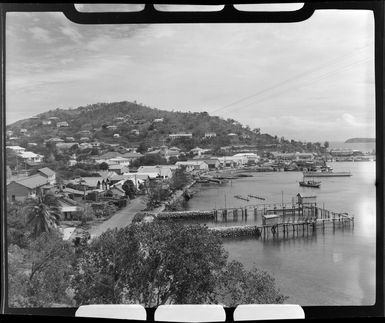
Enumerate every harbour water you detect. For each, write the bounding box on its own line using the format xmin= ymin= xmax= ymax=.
xmin=186 ymin=162 xmax=376 ymax=306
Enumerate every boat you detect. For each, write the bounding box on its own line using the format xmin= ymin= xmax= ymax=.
xmin=299 ymin=180 xmax=321 ymax=188
xmin=303 ymin=166 xmax=352 ymax=177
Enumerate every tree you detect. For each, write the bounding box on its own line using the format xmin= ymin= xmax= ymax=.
xmin=99 ymin=162 xmax=109 ymax=171
xmin=215 ymin=261 xmax=288 ymax=306
xmin=23 ymin=193 xmax=61 ymax=238
xmin=71 ymin=222 xmax=227 ymax=306
xmin=7 ymin=202 xmax=29 ymax=248
xmin=8 ymin=231 xmax=75 ymax=307
xmin=75 ymin=203 xmax=95 ymax=225
xmin=71 ymin=222 xmax=287 ymax=307
xmin=324 ymin=141 xmax=329 ymax=149
xmin=146 ymin=180 xmax=171 ymax=209
xmin=170 ymin=168 xmax=188 ymax=191
xmin=122 ymin=179 xmax=136 ymax=199
xmin=136 ymin=141 xmax=149 ymax=154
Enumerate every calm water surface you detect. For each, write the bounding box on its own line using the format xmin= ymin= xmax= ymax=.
xmin=186 ymin=162 xmax=376 ymax=306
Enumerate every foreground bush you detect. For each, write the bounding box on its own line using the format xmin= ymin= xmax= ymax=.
xmin=71 ymin=222 xmax=287 ymax=306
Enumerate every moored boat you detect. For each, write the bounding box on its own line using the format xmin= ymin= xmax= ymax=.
xmin=299 ymin=180 xmax=321 ymax=188
xmin=303 ymin=165 xmax=352 ymax=177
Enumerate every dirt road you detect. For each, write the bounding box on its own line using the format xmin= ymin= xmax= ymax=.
xmin=88 ymin=196 xmax=147 ymax=239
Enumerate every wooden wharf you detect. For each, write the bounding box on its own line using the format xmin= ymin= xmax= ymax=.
xmin=211 ymin=202 xmax=354 ymax=239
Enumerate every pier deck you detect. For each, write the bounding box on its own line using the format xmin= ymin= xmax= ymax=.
xmin=210 ymin=202 xmax=354 ymax=239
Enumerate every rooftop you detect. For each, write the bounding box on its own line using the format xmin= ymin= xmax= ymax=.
xmin=38 ymin=167 xmax=56 ymax=177
xmin=13 ymin=174 xmax=48 ymax=189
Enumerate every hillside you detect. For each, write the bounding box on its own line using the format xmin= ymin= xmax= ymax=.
xmin=345 ymin=138 xmax=375 ymax=144
xmin=6 ymin=101 xmax=319 ymax=153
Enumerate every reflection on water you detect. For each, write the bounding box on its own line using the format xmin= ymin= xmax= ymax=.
xmin=186 ymin=162 xmax=376 ymax=305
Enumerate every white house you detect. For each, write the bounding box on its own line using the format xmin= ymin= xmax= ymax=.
xmin=217 ymin=156 xmax=247 ymax=168
xmin=233 ymin=153 xmax=260 ymax=164
xmin=137 ymin=165 xmax=177 ymax=179
xmin=204 ymin=132 xmax=216 ymax=138
xmin=37 ymin=167 xmax=56 ymax=185
xmin=42 ymin=120 xmax=52 ymax=126
xmin=108 ymin=156 xmax=131 ymax=166
xmin=18 ymin=151 xmax=44 ymax=163
xmin=57 ymin=121 xmax=69 ymax=128
xmin=175 ymin=161 xmax=209 ymax=172
xmin=169 ymin=133 xmax=193 ymax=139
xmin=190 ymin=147 xmax=210 ymax=157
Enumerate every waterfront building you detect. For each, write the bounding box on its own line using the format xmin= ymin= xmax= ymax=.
xmin=193 ymin=158 xmax=220 ymax=170
xmin=137 ymin=165 xmax=177 ymax=179
xmin=175 ymin=160 xmax=209 ymax=172
xmin=217 ymin=155 xmax=247 ymax=168
xmin=271 ymin=152 xmax=314 ymax=162
xmin=233 ymin=153 xmax=260 ymax=164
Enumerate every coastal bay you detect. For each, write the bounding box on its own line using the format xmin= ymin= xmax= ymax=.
xmin=185 ymin=161 xmax=376 ymax=306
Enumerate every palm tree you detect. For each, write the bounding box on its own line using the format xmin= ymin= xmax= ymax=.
xmin=24 ymin=193 xmax=61 ymax=238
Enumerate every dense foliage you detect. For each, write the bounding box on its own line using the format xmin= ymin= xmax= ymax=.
xmin=6 ymin=101 xmax=314 ymax=152
xmin=71 ymin=222 xmax=287 ymax=307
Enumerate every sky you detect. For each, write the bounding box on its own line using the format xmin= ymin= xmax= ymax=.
xmin=6 ymin=4 xmax=375 ymax=142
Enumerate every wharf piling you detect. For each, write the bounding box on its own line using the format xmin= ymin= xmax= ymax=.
xmin=209 ymin=202 xmax=353 ymax=239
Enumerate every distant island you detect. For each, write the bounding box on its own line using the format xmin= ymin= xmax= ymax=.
xmin=345 ymin=138 xmax=375 ymax=143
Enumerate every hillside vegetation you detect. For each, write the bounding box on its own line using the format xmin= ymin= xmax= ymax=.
xmin=7 ymin=101 xmax=321 ymax=153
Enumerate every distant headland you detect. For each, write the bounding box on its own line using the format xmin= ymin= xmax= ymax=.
xmin=344 ymin=138 xmax=375 ymax=143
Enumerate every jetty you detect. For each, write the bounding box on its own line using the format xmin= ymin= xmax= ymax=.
xmin=210 ymin=197 xmax=353 ymax=239
xmin=134 ymin=194 xmax=354 ymax=241
xmin=247 ymin=194 xmax=265 ymax=201
xmin=234 ymin=195 xmax=250 ymax=202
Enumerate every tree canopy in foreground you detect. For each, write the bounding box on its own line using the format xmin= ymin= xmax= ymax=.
xmin=72 ymin=222 xmax=287 ymax=307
